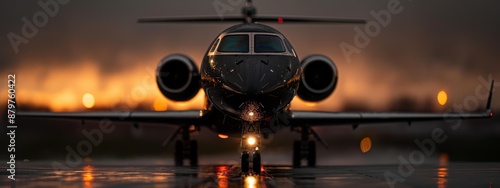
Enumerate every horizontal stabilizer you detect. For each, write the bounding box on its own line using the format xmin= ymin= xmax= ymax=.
xmin=138 ymin=16 xmax=366 ymax=24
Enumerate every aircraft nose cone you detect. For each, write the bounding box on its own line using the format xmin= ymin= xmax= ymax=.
xmin=239 ymin=63 xmax=262 ymax=94
xmin=224 ymin=57 xmax=289 ymax=95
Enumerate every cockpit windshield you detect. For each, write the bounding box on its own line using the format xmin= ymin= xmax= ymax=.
xmin=217 ymin=35 xmax=249 ymax=53
xmin=254 ymin=35 xmax=285 ymax=53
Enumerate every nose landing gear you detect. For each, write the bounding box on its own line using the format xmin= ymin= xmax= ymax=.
xmin=240 ymin=122 xmax=262 ymax=174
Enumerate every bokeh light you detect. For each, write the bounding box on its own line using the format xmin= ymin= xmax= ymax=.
xmin=82 ymin=93 xmax=95 ymax=108
xmin=360 ymin=137 xmax=372 ymax=153
xmin=437 ymin=91 xmax=447 ymax=106
xmin=218 ymin=134 xmax=229 ymax=139
xmin=153 ymin=97 xmax=168 ymax=111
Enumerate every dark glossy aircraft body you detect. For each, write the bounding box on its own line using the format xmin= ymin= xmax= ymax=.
xmin=19 ymin=0 xmax=494 ymax=174
xmin=201 ymin=23 xmax=300 ymax=126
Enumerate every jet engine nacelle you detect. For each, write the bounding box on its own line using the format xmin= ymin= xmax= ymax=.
xmin=156 ymin=54 xmax=200 ymax=101
xmin=297 ymin=55 xmax=338 ymax=102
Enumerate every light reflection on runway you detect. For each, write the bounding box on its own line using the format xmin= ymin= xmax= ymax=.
xmin=438 ymin=153 xmax=449 ymax=188
xmin=1 ymin=162 xmax=498 ymax=187
xmin=217 ymin=166 xmax=229 ymax=188
xmin=82 ymin=165 xmax=94 ymax=187
xmin=438 ymin=167 xmax=448 ymax=188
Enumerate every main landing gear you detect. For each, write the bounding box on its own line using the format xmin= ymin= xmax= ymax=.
xmin=292 ymin=125 xmax=327 ymax=167
xmin=165 ymin=125 xmax=199 ymax=166
xmin=240 ymin=122 xmax=261 ymax=174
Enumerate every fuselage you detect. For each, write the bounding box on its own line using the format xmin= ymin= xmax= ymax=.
xmin=200 ymin=23 xmax=301 ymax=135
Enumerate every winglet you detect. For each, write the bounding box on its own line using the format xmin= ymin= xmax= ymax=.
xmin=486 ymin=80 xmax=494 ymax=116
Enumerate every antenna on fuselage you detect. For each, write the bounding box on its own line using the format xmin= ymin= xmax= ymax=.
xmin=242 ymin=0 xmax=256 ymax=23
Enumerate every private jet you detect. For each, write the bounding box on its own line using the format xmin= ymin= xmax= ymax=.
xmin=19 ymin=0 xmax=494 ymax=174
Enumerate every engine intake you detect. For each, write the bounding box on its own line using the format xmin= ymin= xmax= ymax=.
xmin=297 ymin=55 xmax=338 ymax=102
xmin=156 ymin=54 xmax=200 ymax=101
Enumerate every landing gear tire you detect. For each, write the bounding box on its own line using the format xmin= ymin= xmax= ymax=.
xmin=241 ymin=151 xmax=250 ymax=173
xmin=307 ymin=141 xmax=316 ymax=167
xmin=292 ymin=140 xmax=317 ymax=167
xmin=253 ymin=152 xmax=261 ymax=174
xmin=292 ymin=140 xmax=301 ymax=167
xmin=174 ymin=140 xmax=183 ymax=166
xmin=174 ymin=140 xmax=198 ymax=166
xmin=189 ymin=140 xmax=198 ymax=166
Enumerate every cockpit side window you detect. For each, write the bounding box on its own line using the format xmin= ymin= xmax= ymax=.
xmin=217 ymin=35 xmax=249 ymax=53
xmin=254 ymin=35 xmax=286 ymax=53
xmin=209 ymin=38 xmax=220 ymax=52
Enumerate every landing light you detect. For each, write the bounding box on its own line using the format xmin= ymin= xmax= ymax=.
xmin=247 ymin=137 xmax=256 ymax=145
xmin=245 ymin=176 xmax=257 ymax=187
xmin=248 ymin=111 xmax=254 ymax=117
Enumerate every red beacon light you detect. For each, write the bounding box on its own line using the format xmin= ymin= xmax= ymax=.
xmin=277 ymin=17 xmax=284 ymax=24
xmin=490 ymin=112 xmax=493 ymax=117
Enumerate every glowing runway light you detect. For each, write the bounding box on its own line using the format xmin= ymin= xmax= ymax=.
xmin=82 ymin=93 xmax=95 ymax=108
xmin=360 ymin=137 xmax=372 ymax=153
xmin=437 ymin=91 xmax=447 ymax=106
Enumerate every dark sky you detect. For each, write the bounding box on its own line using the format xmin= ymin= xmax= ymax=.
xmin=0 ymin=0 xmax=499 ymax=112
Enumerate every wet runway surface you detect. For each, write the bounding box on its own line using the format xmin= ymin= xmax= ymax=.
xmin=1 ymin=162 xmax=498 ymax=187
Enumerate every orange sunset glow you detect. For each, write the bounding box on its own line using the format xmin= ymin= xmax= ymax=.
xmin=8 ymin=58 xmax=211 ymax=112
xmin=2 ymin=57 xmax=483 ymax=113
xmin=0 ymin=0 xmax=496 ymax=118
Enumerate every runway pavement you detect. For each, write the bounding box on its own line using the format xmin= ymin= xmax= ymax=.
xmin=1 ymin=162 xmax=498 ymax=187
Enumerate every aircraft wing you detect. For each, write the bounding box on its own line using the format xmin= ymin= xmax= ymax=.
xmin=289 ymin=81 xmax=495 ymax=127
xmin=289 ymin=110 xmax=492 ymax=127
xmin=17 ymin=110 xmax=205 ymax=126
